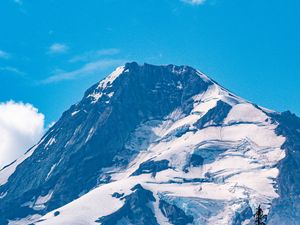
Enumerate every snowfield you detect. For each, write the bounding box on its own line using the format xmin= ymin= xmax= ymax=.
xmin=1 ymin=63 xmax=295 ymax=225
xmin=35 ymin=87 xmax=284 ymax=224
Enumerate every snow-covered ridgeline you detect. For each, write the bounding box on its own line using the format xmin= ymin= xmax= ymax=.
xmin=0 ymin=145 xmax=38 ymax=186
xmin=86 ymin=66 xmax=125 ymax=104
xmin=31 ymin=84 xmax=286 ymax=224
xmin=0 ymin=63 xmax=290 ymax=225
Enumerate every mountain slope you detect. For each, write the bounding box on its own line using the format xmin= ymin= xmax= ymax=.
xmin=0 ymin=62 xmax=299 ymax=225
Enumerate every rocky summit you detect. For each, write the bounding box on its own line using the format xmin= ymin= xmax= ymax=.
xmin=0 ymin=62 xmax=299 ymax=225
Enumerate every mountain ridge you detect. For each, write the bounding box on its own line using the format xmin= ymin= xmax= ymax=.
xmin=0 ymin=62 xmax=299 ymax=225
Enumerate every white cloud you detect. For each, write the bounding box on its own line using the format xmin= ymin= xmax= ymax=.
xmin=69 ymin=48 xmax=120 ymax=63
xmin=0 ymin=101 xmax=45 ymax=168
xmin=182 ymin=0 xmax=206 ymax=5
xmin=0 ymin=50 xmax=10 ymax=59
xmin=41 ymin=59 xmax=125 ymax=83
xmin=0 ymin=66 xmax=24 ymax=75
xmin=48 ymin=43 xmax=69 ymax=54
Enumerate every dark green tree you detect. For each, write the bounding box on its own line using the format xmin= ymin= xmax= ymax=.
xmin=254 ymin=205 xmax=267 ymax=225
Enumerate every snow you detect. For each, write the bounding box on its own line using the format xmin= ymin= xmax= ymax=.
xmin=87 ymin=66 xmax=124 ymax=104
xmin=171 ymin=65 xmax=188 ymax=75
xmin=37 ymin=91 xmax=286 ymax=223
xmin=35 ymin=178 xmax=137 ymax=225
xmin=11 ymin=69 xmax=288 ymax=224
xmin=0 ymin=191 xmax=7 ymax=199
xmin=224 ymin=103 xmax=268 ymax=124
xmin=33 ymin=191 xmax=54 ymax=211
xmin=8 ymin=214 xmax=42 ymax=225
xmin=85 ymin=127 xmax=95 ymax=143
xmin=87 ymin=92 xmax=102 ymax=104
xmin=0 ymin=144 xmax=37 ymax=186
xmin=71 ymin=110 xmax=80 ymax=116
xmin=45 ymin=161 xmax=60 ymax=181
xmin=152 ymin=192 xmax=173 ymax=225
xmin=97 ymin=66 xmax=125 ymax=89
xmin=176 ymin=81 xmax=183 ymax=90
xmin=107 ymin=91 xmax=114 ymax=98
xmin=44 ymin=137 xmax=56 ymax=149
xmin=196 ymin=70 xmax=212 ymax=83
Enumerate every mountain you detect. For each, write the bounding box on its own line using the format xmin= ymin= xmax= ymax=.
xmin=0 ymin=62 xmax=299 ymax=225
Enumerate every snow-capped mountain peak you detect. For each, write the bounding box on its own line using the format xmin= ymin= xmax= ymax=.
xmin=0 ymin=62 xmax=299 ymax=225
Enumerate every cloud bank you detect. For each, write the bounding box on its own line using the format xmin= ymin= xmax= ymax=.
xmin=0 ymin=101 xmax=45 ymax=168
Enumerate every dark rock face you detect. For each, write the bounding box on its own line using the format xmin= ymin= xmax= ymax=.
xmin=268 ymin=111 xmax=300 ymax=225
xmin=194 ymin=100 xmax=232 ymax=129
xmin=183 ymin=154 xmax=204 ymax=173
xmin=131 ymin=159 xmax=171 ymax=177
xmin=159 ymin=199 xmax=194 ymax=225
xmin=0 ymin=63 xmax=212 ymax=222
xmin=96 ymin=184 xmax=158 ymax=225
xmin=112 ymin=192 xmax=124 ymax=199
xmin=189 ymin=154 xmax=204 ymax=167
xmin=183 ymin=143 xmax=229 ymax=173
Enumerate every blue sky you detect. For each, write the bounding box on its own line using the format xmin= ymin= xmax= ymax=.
xmin=0 ymin=0 xmax=300 ymax=125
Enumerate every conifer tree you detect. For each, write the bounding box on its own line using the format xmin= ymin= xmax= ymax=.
xmin=254 ymin=205 xmax=267 ymax=225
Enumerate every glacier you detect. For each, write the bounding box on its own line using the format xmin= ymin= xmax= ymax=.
xmin=0 ymin=62 xmax=299 ymax=225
